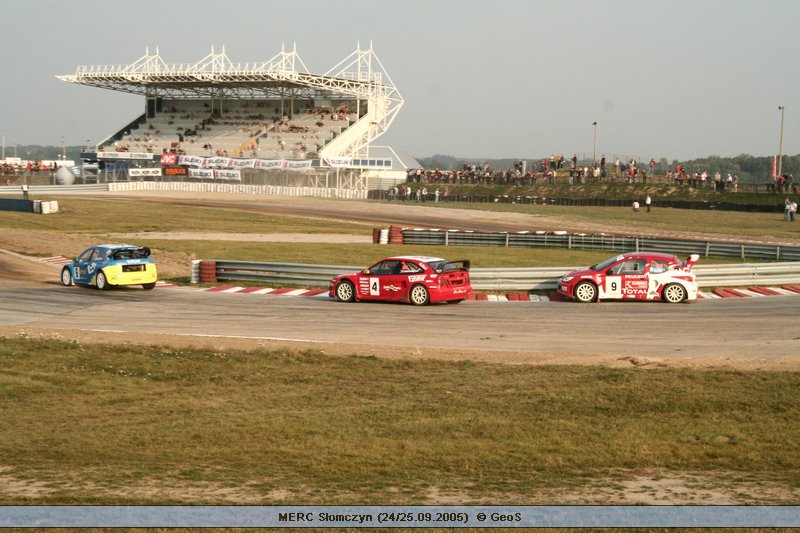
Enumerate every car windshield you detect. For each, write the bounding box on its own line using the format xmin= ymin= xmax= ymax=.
xmin=592 ymin=254 xmax=625 ymax=271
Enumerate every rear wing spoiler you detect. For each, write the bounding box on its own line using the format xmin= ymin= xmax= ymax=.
xmin=437 ymin=259 xmax=470 ymax=273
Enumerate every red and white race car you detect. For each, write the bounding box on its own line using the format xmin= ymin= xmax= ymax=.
xmin=330 ymin=256 xmax=472 ymax=305
xmin=558 ymin=252 xmax=700 ymax=303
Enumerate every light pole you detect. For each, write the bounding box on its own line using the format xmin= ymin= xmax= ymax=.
xmin=778 ymin=106 xmax=785 ymax=178
xmin=592 ymin=122 xmax=598 ymax=164
xmin=61 ymin=136 xmax=66 ymax=160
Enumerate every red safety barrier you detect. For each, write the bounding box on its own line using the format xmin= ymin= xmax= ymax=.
xmin=388 ymin=224 xmax=404 ymax=244
xmin=198 ymin=260 xmax=217 ymax=283
xmin=780 ymin=285 xmax=800 ymax=294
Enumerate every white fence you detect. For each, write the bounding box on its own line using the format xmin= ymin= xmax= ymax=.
xmin=108 ymin=181 xmax=368 ymax=199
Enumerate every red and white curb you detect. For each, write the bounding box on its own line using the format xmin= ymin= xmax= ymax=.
xmin=195 ymin=285 xmax=800 ymax=301
xmin=41 ymin=256 xmax=73 ymax=266
xmin=201 ymin=285 xmax=330 ymax=298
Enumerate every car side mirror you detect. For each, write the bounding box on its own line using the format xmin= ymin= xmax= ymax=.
xmin=363 ymin=268 xmax=371 ymax=275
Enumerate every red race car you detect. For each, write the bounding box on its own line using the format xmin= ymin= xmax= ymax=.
xmin=558 ymin=252 xmax=700 ymax=303
xmin=330 ymin=256 xmax=472 ymax=305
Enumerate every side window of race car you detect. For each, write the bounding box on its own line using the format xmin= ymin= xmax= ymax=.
xmin=77 ymin=249 xmax=94 ymax=263
xmin=649 ymin=260 xmax=668 ymax=273
xmin=617 ymin=259 xmax=646 ymax=275
xmin=399 ymin=261 xmax=422 ymax=274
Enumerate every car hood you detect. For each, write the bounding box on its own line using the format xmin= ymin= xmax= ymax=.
xmin=561 ymin=267 xmax=593 ymax=279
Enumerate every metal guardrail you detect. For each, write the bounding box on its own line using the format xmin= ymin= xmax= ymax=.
xmin=194 ymin=259 xmax=800 ymax=291
xmin=401 ymin=228 xmax=800 ymax=262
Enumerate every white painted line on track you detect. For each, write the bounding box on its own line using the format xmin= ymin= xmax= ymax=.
xmin=82 ymin=328 xmax=328 ymax=343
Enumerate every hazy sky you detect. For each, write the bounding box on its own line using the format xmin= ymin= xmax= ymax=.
xmin=1 ymin=0 xmax=798 ymax=161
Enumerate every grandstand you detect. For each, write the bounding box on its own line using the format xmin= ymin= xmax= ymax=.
xmin=56 ymin=44 xmax=409 ymax=190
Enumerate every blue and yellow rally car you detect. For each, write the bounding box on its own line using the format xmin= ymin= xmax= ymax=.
xmin=60 ymin=244 xmax=158 ymax=290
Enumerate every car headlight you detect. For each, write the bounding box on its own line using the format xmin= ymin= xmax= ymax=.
xmin=560 ymin=276 xmax=574 ymax=283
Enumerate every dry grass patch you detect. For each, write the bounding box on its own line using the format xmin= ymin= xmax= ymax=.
xmin=1 ymin=334 xmax=798 ymax=504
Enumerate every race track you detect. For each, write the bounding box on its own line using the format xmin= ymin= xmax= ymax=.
xmin=1 ymin=281 xmax=797 ymax=369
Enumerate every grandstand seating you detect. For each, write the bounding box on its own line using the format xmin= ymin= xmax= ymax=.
xmin=105 ymin=98 xmax=358 ymax=160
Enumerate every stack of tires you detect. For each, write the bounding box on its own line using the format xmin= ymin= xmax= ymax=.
xmin=199 ymin=260 xmax=217 ymax=283
xmin=388 ymin=225 xmax=404 ymax=244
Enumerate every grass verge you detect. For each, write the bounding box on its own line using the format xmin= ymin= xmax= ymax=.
xmin=1 ymin=334 xmax=798 ymax=504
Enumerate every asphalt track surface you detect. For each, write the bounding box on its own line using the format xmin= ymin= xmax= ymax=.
xmin=3 ymin=192 xmax=798 ymax=368
xmin=1 ymin=281 xmax=798 ymax=369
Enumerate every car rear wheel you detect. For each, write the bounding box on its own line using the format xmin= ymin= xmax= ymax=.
xmin=142 ymin=282 xmax=156 ymax=290
xmin=662 ymin=283 xmax=687 ymax=303
xmin=335 ymin=280 xmax=355 ymax=302
xmin=574 ymin=281 xmax=597 ymax=303
xmin=95 ymin=270 xmax=109 ymax=291
xmin=409 ymin=284 xmax=430 ymax=305
xmin=60 ymin=267 xmax=73 ymax=286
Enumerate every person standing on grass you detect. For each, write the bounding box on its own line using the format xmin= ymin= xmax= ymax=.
xmin=646 ymin=194 xmax=652 ymax=212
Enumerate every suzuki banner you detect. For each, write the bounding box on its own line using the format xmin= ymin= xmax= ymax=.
xmin=282 ymin=160 xmax=312 ymax=172
xmin=214 ymin=170 xmax=241 ymax=181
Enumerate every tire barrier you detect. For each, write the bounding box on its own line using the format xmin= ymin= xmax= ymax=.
xmin=371 ymin=225 xmax=402 ymax=244
xmin=198 ymin=260 xmax=218 ymax=283
xmin=388 ymin=224 xmax=404 ymax=244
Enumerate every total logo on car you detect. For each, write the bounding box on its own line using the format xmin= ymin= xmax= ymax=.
xmin=330 ymin=256 xmax=472 ymax=305
xmin=558 ymin=252 xmax=700 ymax=303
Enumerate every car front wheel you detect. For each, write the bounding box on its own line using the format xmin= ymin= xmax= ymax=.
xmin=409 ymin=284 xmax=430 ymax=305
xmin=662 ymin=283 xmax=687 ymax=303
xmin=574 ymin=281 xmax=597 ymax=303
xmin=335 ymin=280 xmax=355 ymax=302
xmin=95 ymin=270 xmax=109 ymax=290
xmin=142 ymin=282 xmax=156 ymax=290
xmin=60 ymin=267 xmax=73 ymax=286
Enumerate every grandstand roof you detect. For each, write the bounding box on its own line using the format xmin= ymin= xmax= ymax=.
xmin=57 ymin=44 xmax=394 ymax=100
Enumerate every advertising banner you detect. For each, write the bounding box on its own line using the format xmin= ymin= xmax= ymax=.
xmin=99 ymin=151 xmax=153 ymax=160
xmin=205 ymin=157 xmax=232 ymax=168
xmin=160 ymin=153 xmax=178 ymax=166
xmin=214 ymin=170 xmax=241 ymax=181
xmin=232 ymin=158 xmax=257 ymax=169
xmin=323 ymin=157 xmax=352 ymax=168
xmin=255 ymin=159 xmax=284 ymax=170
xmin=164 ymin=167 xmax=187 ymax=176
xmin=128 ymin=168 xmax=162 ymax=178
xmin=282 ymin=160 xmax=312 ymax=172
xmin=188 ymin=168 xmax=214 ymax=179
xmin=179 ymin=155 xmax=207 ymax=167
